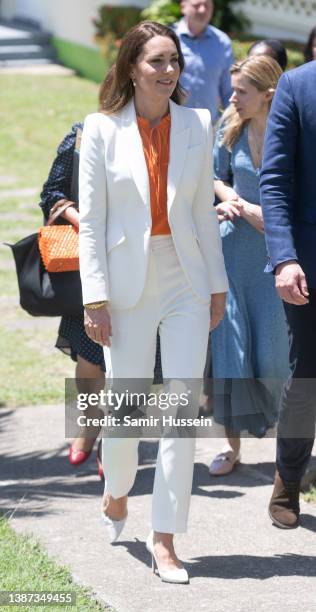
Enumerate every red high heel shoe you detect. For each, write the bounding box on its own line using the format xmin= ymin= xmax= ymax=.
xmin=96 ymin=439 xmax=104 ymax=481
xmin=69 ymin=444 xmax=93 ymax=465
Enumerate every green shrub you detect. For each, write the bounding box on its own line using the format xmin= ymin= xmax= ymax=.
xmin=213 ymin=0 xmax=250 ymax=33
xmin=141 ymin=0 xmax=249 ymax=32
xmin=285 ymin=47 xmax=304 ymax=68
xmin=231 ymin=37 xmax=304 ymax=68
xmin=93 ymin=5 xmax=142 ymax=40
xmin=93 ymin=5 xmax=142 ymax=67
xmin=141 ymin=0 xmax=181 ymax=26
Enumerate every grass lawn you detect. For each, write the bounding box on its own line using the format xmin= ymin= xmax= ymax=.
xmin=0 ymin=75 xmax=98 ymax=189
xmin=0 ymin=75 xmax=114 ymax=607
xmin=0 ymin=74 xmax=100 ymax=408
xmin=0 ymin=515 xmax=112 ymax=611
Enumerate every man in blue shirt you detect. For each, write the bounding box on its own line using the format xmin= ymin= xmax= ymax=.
xmin=173 ymin=0 xmax=234 ymax=124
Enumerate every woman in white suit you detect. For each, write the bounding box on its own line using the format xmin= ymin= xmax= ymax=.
xmin=79 ymin=21 xmax=228 ymax=583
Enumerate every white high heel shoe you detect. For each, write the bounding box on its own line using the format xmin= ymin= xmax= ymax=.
xmin=146 ymin=531 xmax=189 ymax=584
xmin=101 ymin=512 xmax=127 ymax=544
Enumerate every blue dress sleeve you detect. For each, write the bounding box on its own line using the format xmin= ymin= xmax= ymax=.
xmin=213 ymin=125 xmax=233 ymax=184
xmin=39 ymin=122 xmax=83 ymax=221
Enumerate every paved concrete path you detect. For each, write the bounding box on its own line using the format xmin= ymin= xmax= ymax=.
xmin=0 ymin=63 xmax=75 ymax=75
xmin=1 ymin=405 xmax=316 ymax=612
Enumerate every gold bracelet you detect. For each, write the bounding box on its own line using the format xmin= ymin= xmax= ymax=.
xmin=84 ymin=301 xmax=108 ymax=309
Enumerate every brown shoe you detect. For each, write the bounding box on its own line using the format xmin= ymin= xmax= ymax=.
xmin=268 ymin=470 xmax=300 ymax=529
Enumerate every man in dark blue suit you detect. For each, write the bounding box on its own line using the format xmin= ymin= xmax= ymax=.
xmin=260 ymin=61 xmax=316 ymax=529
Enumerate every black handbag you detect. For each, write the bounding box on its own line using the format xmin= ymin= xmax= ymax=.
xmin=5 ymin=127 xmax=83 ymax=317
xmin=6 ymin=233 xmax=83 ymax=317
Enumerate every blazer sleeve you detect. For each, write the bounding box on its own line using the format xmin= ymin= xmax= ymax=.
xmin=192 ymin=110 xmax=229 ymax=294
xmin=79 ymin=114 xmax=109 ymax=305
xmin=260 ymin=72 xmax=299 ymax=272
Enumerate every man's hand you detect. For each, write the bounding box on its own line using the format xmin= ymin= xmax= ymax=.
xmin=275 ymin=260 xmax=309 ymax=305
xmin=84 ymin=305 xmax=112 ymax=346
xmin=210 ymin=292 xmax=226 ymax=331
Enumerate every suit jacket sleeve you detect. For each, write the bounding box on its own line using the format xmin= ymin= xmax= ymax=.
xmin=192 ymin=110 xmax=229 ymax=294
xmin=79 ymin=114 xmax=109 ymax=305
xmin=260 ymin=72 xmax=299 ymax=272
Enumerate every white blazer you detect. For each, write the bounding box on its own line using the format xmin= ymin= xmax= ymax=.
xmin=79 ymin=98 xmax=228 ymax=309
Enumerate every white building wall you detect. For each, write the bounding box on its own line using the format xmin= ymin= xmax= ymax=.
xmin=237 ymin=0 xmax=316 ymax=42
xmin=1 ymin=0 xmax=149 ymax=48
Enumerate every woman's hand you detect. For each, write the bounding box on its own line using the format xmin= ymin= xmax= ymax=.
xmin=238 ymin=198 xmax=264 ymax=233
xmin=50 ymin=199 xmax=79 ymax=227
xmin=216 ymin=200 xmax=241 ymax=223
xmin=84 ymin=305 xmax=112 ymax=346
xmin=210 ymin=292 xmax=226 ymax=331
xmin=62 ymin=206 xmax=79 ymax=227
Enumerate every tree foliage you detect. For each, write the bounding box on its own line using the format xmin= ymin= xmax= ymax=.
xmin=213 ymin=0 xmax=250 ymax=33
xmin=141 ymin=0 xmax=181 ymax=26
xmin=93 ymin=5 xmax=142 ymax=40
xmin=141 ymin=0 xmax=249 ymax=33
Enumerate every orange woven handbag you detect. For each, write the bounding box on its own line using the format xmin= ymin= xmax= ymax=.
xmin=38 ymin=201 xmax=79 ymax=273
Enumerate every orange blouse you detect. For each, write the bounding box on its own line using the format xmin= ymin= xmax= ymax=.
xmin=137 ymin=114 xmax=171 ymax=235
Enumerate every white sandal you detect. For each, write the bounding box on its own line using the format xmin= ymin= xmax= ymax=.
xmin=209 ymin=451 xmax=241 ymax=476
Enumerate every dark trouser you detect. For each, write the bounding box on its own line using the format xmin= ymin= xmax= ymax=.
xmin=277 ymin=289 xmax=316 ymax=482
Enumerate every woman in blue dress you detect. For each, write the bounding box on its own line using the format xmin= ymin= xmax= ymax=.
xmin=209 ymin=55 xmax=289 ymax=475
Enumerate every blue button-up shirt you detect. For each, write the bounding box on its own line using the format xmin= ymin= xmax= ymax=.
xmin=173 ymin=19 xmax=234 ymax=124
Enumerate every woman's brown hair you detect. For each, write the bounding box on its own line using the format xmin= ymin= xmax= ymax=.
xmin=101 ymin=21 xmax=186 ymax=114
xmin=220 ymin=55 xmax=282 ymax=151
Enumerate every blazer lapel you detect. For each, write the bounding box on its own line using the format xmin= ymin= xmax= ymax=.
xmin=167 ymin=100 xmax=190 ymax=212
xmin=120 ymin=99 xmax=150 ymax=208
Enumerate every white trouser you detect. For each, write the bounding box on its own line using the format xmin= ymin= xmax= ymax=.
xmin=103 ymin=236 xmax=210 ymax=533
